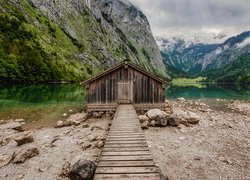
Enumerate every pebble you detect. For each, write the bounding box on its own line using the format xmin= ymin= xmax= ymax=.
xmin=63 ymin=113 xmax=67 ymax=117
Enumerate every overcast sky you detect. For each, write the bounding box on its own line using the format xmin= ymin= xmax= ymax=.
xmin=129 ymin=0 xmax=250 ymax=43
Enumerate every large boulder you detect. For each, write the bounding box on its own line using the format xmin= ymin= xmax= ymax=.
xmin=138 ymin=115 xmax=150 ymax=122
xmin=167 ymin=116 xmax=180 ymax=127
xmin=186 ymin=111 xmax=199 ymax=124
xmin=173 ymin=109 xmax=200 ymax=125
xmin=141 ymin=121 xmax=149 ymax=129
xmin=13 ymin=148 xmax=39 ymax=164
xmin=155 ymin=116 xmax=168 ymax=127
xmin=66 ymin=113 xmax=87 ymax=125
xmin=147 ymin=109 xmax=168 ymax=120
xmin=69 ymin=160 xmax=96 ymax=180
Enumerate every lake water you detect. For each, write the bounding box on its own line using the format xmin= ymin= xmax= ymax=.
xmin=166 ymin=83 xmax=250 ymax=100
xmin=0 ymin=83 xmax=249 ymax=128
xmin=0 ymin=84 xmax=87 ymax=128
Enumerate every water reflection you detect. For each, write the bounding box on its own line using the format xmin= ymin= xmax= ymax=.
xmin=166 ymin=83 xmax=250 ymax=100
xmin=0 ymin=84 xmax=87 ymax=127
xmin=0 ymin=84 xmax=87 ymax=110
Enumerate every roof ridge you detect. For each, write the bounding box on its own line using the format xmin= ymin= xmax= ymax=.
xmin=82 ymin=60 xmax=169 ymax=85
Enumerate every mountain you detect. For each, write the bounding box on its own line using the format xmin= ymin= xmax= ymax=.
xmin=158 ymin=31 xmax=250 ymax=83
xmin=157 ymin=37 xmax=219 ymax=73
xmin=0 ymin=0 xmax=166 ymax=83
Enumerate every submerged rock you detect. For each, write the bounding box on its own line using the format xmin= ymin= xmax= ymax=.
xmin=69 ymin=160 xmax=96 ymax=180
xmin=177 ymin=97 xmax=186 ymax=102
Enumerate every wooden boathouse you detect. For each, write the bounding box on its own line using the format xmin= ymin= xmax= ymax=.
xmin=83 ymin=60 xmax=169 ymax=111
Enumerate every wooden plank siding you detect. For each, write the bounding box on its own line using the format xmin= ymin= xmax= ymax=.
xmin=87 ymin=66 xmax=164 ymax=106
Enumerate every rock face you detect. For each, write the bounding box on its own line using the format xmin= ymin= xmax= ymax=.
xmin=91 ymin=0 xmax=166 ymax=75
xmin=0 ymin=0 xmax=167 ymax=83
xmin=69 ymin=160 xmax=97 ymax=180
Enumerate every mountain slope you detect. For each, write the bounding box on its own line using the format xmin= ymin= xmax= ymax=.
xmin=0 ymin=0 xmax=166 ymax=83
xmin=158 ymin=31 xmax=250 ymax=83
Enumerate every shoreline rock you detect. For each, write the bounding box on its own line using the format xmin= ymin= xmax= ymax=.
xmin=13 ymin=148 xmax=39 ymax=164
xmin=69 ymin=160 xmax=96 ymax=180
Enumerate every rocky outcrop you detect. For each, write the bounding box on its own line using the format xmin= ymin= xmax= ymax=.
xmin=91 ymin=0 xmax=166 ymax=75
xmin=24 ymin=0 xmax=166 ymax=76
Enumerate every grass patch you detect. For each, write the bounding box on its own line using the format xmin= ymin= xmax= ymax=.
xmin=172 ymin=77 xmax=207 ymax=84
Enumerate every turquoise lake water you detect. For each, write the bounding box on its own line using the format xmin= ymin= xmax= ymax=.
xmin=0 ymin=83 xmax=249 ymax=128
xmin=166 ymin=83 xmax=250 ymax=100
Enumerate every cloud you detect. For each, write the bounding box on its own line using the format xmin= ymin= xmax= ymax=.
xmin=129 ymin=0 xmax=250 ymax=43
xmin=236 ymin=37 xmax=250 ymax=48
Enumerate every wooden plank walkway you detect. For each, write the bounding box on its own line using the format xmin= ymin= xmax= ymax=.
xmin=94 ymin=104 xmax=161 ymax=180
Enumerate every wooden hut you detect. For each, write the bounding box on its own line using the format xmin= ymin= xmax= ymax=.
xmin=83 ymin=60 xmax=169 ymax=111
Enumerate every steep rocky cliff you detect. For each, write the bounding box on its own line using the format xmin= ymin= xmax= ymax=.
xmin=0 ymin=0 xmax=166 ymax=83
xmin=90 ymin=0 xmax=165 ymax=73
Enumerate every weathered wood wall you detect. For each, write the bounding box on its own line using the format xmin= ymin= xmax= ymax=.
xmin=87 ymin=65 xmax=164 ymax=107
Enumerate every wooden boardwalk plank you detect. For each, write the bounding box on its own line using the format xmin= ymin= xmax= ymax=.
xmin=100 ymin=155 xmax=153 ymax=161
xmin=98 ymin=160 xmax=155 ymax=167
xmin=96 ymin=167 xmax=159 ymax=174
xmin=94 ymin=104 xmax=160 ymax=180
xmin=103 ymin=147 xmax=149 ymax=152
xmin=102 ymin=151 xmax=151 ymax=156
xmin=94 ymin=173 xmax=161 ymax=180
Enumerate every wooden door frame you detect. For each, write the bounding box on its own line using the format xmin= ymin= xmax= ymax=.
xmin=117 ymin=80 xmax=133 ymax=104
